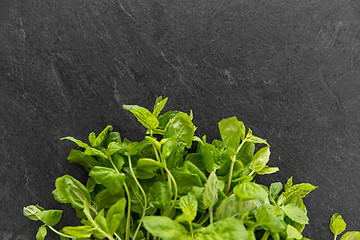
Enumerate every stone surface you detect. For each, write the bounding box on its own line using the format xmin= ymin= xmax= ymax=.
xmin=1 ymin=0 xmax=360 ymax=238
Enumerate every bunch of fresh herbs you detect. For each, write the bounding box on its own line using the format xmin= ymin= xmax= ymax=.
xmin=24 ymin=97 xmax=359 ymax=240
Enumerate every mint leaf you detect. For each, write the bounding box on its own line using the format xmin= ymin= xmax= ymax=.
xmin=123 ymin=105 xmax=159 ymax=130
xmin=36 ymin=226 xmax=47 ymax=240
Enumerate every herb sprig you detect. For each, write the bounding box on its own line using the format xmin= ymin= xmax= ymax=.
xmin=24 ymin=97 xmax=359 ymax=240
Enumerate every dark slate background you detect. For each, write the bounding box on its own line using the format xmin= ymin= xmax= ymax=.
xmin=1 ymin=0 xmax=360 ymax=239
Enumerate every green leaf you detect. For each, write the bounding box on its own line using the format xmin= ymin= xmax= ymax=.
xmin=123 ymin=105 xmax=159 ymax=130
xmin=164 ymin=112 xmax=195 ymax=149
xmin=94 ymin=189 xmax=124 ymax=210
xmin=62 ymin=225 xmax=93 ymax=238
xmin=281 ymin=204 xmax=309 ymax=224
xmin=93 ymin=125 xmax=113 ymax=147
xmin=148 ymin=181 xmax=172 ymax=208
xmin=36 ymin=210 xmax=63 ymax=226
xmin=171 ymin=167 xmax=203 ymax=194
xmin=106 ymin=198 xmax=126 ymax=235
xmin=256 ymin=166 xmax=279 ymax=175
xmin=176 ymin=192 xmax=198 ymax=223
xmin=184 ymin=161 xmax=207 ymax=183
xmin=153 ymin=96 xmax=168 ymax=118
xmin=218 ymin=117 xmax=245 ymax=155
xmin=142 ymin=216 xmax=190 ymax=240
xmin=196 ymin=218 xmax=249 ymax=240
xmin=89 ymin=166 xmax=126 ymax=195
xmin=36 ymin=225 xmax=47 ymax=240
xmin=23 ymin=205 xmax=42 ymax=221
xmin=199 ymin=143 xmax=215 ymax=173
xmin=245 ymin=129 xmax=269 ymax=146
xmin=215 ymin=194 xmax=243 ymax=220
xmin=158 ymin=111 xmax=179 ymax=131
xmin=330 ymin=213 xmax=346 ymax=236
xmin=89 ymin=132 xmax=96 ymax=147
xmin=94 ymin=209 xmax=109 ymax=238
xmin=60 ymin=136 xmax=90 ymax=149
xmin=203 ymin=171 xmax=219 ymax=209
xmin=255 ymin=204 xmax=286 ymax=233
xmin=66 ymin=149 xmax=100 ymax=171
xmin=237 ymin=142 xmax=255 ymax=165
xmin=84 ymin=147 xmax=108 ymax=159
xmin=287 ymin=225 xmax=303 ymax=239
xmin=136 ymin=158 xmax=163 ymax=172
xmin=53 ymin=175 xmax=91 ymax=209
xmin=340 ymin=232 xmax=360 ymax=240
xmin=234 ymin=182 xmax=268 ymax=201
xmin=285 ymin=177 xmax=293 ymax=191
xmin=270 ymin=182 xmax=283 ymax=198
xmin=249 ymin=146 xmax=271 ymax=172
xmin=278 ymin=183 xmax=317 ymax=205
xmin=107 ymin=142 xmax=123 ymax=155
xmin=104 ymin=131 xmax=122 ymax=147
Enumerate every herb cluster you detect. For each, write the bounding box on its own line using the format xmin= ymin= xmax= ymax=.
xmin=24 ymin=97 xmax=359 ymax=240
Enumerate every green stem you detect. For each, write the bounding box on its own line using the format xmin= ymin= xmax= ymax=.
xmin=209 ymin=206 xmax=214 ymax=224
xmin=261 ymin=231 xmax=270 ymax=240
xmin=164 ymin=167 xmax=178 ymax=215
xmin=198 ymin=212 xmax=210 ymax=226
xmin=189 ymin=221 xmax=194 ymax=239
xmin=334 ymin=235 xmax=337 ymax=240
xmin=151 ymin=140 xmax=166 ymax=179
xmin=123 ymin=183 xmax=131 ymax=240
xmin=114 ymin=232 xmax=123 ymax=240
xmin=128 ymin=154 xmax=147 ymax=240
xmin=47 ymin=226 xmax=75 ymax=239
xmin=225 ymin=140 xmax=246 ymax=195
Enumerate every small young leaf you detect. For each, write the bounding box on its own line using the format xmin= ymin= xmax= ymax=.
xmin=285 ymin=177 xmax=293 ymax=191
xmin=245 ymin=129 xmax=269 ymax=146
xmin=256 ymin=166 xmax=279 ymax=175
xmin=123 ymin=105 xmax=159 ymax=130
xmin=249 ymin=146 xmax=271 ymax=172
xmin=281 ymin=204 xmax=309 ymax=224
xmin=176 ymin=192 xmax=198 ymax=223
xmin=153 ymin=96 xmax=168 ymax=118
xmin=202 ymin=171 xmax=219 ymax=209
xmin=330 ymin=213 xmax=346 ymax=236
xmin=218 ymin=117 xmax=245 ymax=154
xmin=93 ymin=125 xmax=113 ymax=147
xmin=23 ymin=205 xmax=42 ymax=221
xmin=142 ymin=216 xmax=190 ymax=240
xmin=36 ymin=225 xmax=47 ymax=240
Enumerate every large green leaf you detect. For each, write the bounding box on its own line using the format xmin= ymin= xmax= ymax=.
xmin=164 ymin=112 xmax=195 ymax=149
xmin=148 ymin=181 xmax=172 ymax=208
xmin=62 ymin=225 xmax=94 ymax=238
xmin=106 ymin=198 xmax=126 ymax=235
xmin=36 ymin=210 xmax=63 ymax=226
xmin=196 ymin=218 xmax=249 ymax=240
xmin=123 ymin=105 xmax=159 ymax=130
xmin=142 ymin=216 xmax=190 ymax=240
xmin=234 ymin=182 xmax=268 ymax=201
xmin=89 ymin=166 xmax=125 ymax=195
xmin=218 ymin=117 xmax=245 ymax=155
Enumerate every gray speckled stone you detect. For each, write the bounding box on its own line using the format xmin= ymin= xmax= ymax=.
xmin=1 ymin=0 xmax=360 ymax=238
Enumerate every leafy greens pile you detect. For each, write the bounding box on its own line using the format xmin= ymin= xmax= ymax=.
xmin=23 ymin=97 xmax=359 ymax=240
